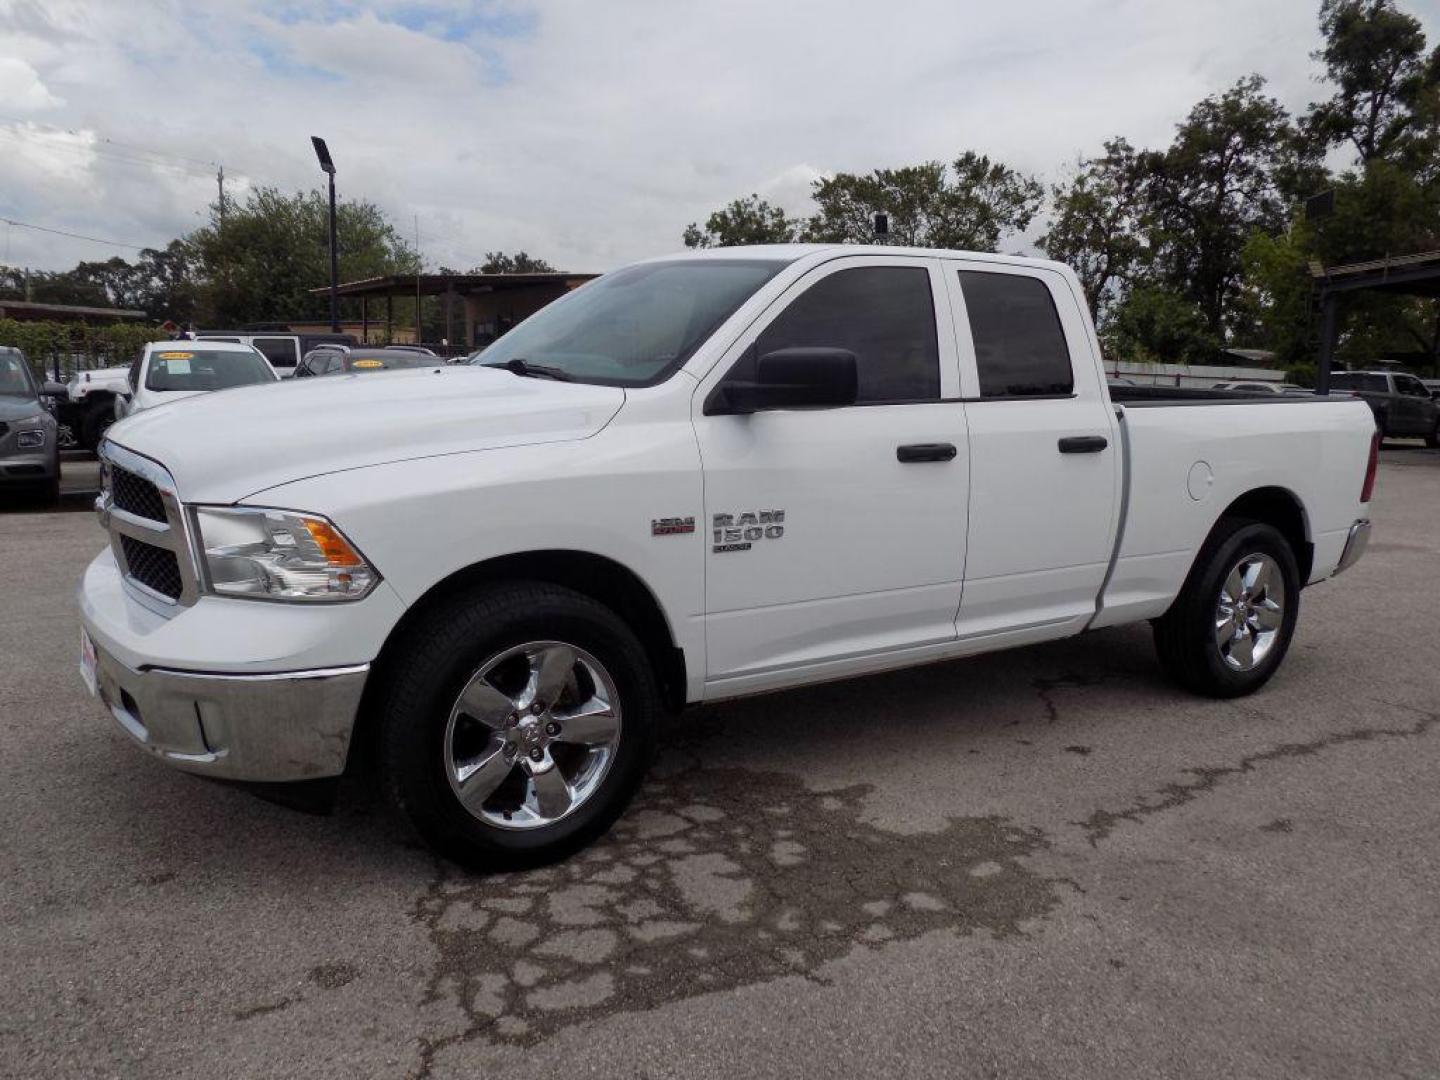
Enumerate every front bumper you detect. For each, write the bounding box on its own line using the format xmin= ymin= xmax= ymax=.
xmin=91 ymin=640 xmax=367 ymax=781
xmin=1333 ymin=518 xmax=1372 ymax=577
xmin=0 ymin=449 xmax=57 ymax=486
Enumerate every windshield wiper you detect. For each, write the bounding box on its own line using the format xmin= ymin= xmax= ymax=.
xmin=486 ymin=358 xmax=572 ymax=382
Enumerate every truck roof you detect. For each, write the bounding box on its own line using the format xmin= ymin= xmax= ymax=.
xmin=645 ymin=243 xmax=1070 ymax=274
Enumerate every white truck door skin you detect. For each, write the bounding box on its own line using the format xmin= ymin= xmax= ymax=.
xmin=945 ymin=262 xmax=1121 ymax=639
xmin=693 ymin=257 xmax=969 ymax=688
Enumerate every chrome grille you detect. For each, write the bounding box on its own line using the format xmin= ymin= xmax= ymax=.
xmin=119 ymin=535 xmax=184 ymax=600
xmin=98 ymin=443 xmax=199 ymax=610
xmin=111 ymin=464 xmax=166 ymax=523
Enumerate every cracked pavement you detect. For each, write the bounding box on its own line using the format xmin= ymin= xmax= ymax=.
xmin=2 ymin=449 xmax=1439 ymax=1078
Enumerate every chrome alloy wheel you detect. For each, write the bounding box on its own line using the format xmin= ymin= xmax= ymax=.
xmin=1214 ymin=552 xmax=1286 ymax=672
xmin=443 ymin=641 xmax=622 ymax=830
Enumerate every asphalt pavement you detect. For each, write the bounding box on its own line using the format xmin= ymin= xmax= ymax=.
xmin=2 ymin=447 xmax=1437 ymax=1079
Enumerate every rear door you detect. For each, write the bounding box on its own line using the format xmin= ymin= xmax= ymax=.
xmin=693 ymin=256 xmax=969 ymax=691
xmin=943 ymin=262 xmax=1121 ymax=639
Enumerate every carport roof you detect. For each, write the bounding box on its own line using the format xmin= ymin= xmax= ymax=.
xmin=309 ymin=272 xmax=598 ymax=299
xmin=1312 ymin=249 xmax=1440 ymax=297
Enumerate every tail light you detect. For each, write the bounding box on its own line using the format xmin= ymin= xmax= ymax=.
xmin=1360 ymin=430 xmax=1379 ymax=503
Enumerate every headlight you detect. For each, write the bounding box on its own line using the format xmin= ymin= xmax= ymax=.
xmin=16 ymin=424 xmax=46 ymax=449
xmin=192 ymin=507 xmax=379 ymax=602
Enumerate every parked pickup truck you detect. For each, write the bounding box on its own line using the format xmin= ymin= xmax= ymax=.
xmin=79 ymin=245 xmax=1379 ymax=869
xmin=1328 ymin=369 xmax=1440 ymax=445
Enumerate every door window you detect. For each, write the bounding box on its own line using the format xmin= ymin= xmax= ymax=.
xmin=1397 ymin=375 xmax=1429 ymax=397
xmin=958 ymin=271 xmax=1073 ymax=398
xmin=747 ymin=266 xmax=940 ymax=403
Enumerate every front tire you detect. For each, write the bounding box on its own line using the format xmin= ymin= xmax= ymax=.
xmin=1426 ymin=419 xmax=1439 ymax=449
xmin=1153 ymin=520 xmax=1300 ymax=698
xmin=377 ymin=581 xmax=660 ymax=870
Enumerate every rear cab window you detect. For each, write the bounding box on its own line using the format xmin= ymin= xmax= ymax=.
xmin=957 ymin=270 xmax=1074 ymax=398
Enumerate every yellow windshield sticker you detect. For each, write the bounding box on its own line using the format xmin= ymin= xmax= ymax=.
xmin=353 ymin=359 xmax=385 ymax=369
xmin=157 ymin=351 xmax=194 ymax=360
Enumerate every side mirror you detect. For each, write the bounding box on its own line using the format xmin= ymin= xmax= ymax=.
xmin=707 ymin=347 xmax=859 ymax=415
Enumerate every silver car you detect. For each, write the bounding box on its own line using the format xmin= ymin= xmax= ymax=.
xmin=0 ymin=346 xmax=60 ymax=503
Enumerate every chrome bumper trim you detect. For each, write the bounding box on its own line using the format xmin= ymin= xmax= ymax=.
xmin=1333 ymin=518 xmax=1371 ymax=577
xmin=92 ymin=644 xmax=367 ymax=781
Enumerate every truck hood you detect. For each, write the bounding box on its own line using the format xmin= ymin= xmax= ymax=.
xmin=106 ymin=365 xmax=625 ymax=502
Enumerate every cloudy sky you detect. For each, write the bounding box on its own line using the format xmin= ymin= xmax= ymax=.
xmin=1 ymin=0 xmax=1437 ymax=275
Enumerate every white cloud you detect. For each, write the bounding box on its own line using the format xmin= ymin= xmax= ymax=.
xmin=0 ymin=0 xmax=1436 ymax=274
xmin=0 ymin=56 xmax=62 ymax=109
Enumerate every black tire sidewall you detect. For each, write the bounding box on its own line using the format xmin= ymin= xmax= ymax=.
xmin=1173 ymin=521 xmax=1301 ymax=696
xmin=381 ymin=583 xmax=659 ymax=869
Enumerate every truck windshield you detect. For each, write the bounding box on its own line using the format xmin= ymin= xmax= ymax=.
xmin=478 ymin=259 xmax=785 ymax=387
xmin=145 ymin=348 xmax=275 ymax=392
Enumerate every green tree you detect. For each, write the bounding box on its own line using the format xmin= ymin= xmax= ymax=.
xmin=189 ymin=186 xmax=418 ymax=326
xmin=1038 ymin=138 xmax=1148 ymax=316
xmin=1104 ymin=286 xmax=1220 ymax=365
xmin=477 ymin=251 xmax=556 ymax=273
xmin=1307 ymin=0 xmax=1438 ymax=167
xmin=804 ymin=152 xmax=1042 ymax=251
xmin=683 ymin=194 xmax=800 ymax=248
xmin=1141 ymin=76 xmax=1303 ymax=339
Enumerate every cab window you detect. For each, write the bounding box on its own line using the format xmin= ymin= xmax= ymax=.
xmin=959 ymin=271 xmax=1073 ymax=398
xmin=745 ymin=266 xmax=940 ymax=403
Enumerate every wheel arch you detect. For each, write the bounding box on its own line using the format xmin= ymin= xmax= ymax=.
xmin=351 ymin=550 xmax=687 ymax=772
xmin=1211 ymin=485 xmax=1313 ymax=584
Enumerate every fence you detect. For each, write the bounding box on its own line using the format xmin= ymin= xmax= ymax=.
xmin=1106 ymin=360 xmax=1287 ymax=388
xmin=0 ymin=319 xmax=169 ymax=383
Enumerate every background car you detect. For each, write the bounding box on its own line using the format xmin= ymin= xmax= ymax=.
xmin=307 ymin=347 xmax=443 ymax=375
xmin=193 ymin=330 xmax=355 ymax=378
xmin=295 ymin=343 xmax=350 ymax=378
xmin=0 ymin=346 xmax=60 ymax=504
xmin=1329 ymin=369 xmax=1440 ymax=444
xmin=1422 ymin=378 xmax=1440 ymax=400
xmin=114 ymin=341 xmax=279 ymax=420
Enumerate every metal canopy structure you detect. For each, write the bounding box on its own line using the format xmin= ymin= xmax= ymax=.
xmin=308 ymin=271 xmax=597 ymax=349
xmin=1312 ymin=250 xmax=1440 ymax=392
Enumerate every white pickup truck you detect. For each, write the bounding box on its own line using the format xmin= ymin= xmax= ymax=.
xmin=80 ymin=245 xmax=1378 ymax=868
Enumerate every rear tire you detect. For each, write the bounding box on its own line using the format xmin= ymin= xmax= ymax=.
xmin=1426 ymin=419 xmax=1439 ymax=449
xmin=1153 ymin=520 xmax=1300 ymax=698
xmin=377 ymin=581 xmax=661 ymax=871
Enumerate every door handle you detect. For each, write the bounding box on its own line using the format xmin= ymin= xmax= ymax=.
xmin=1057 ymin=435 xmax=1108 ymax=454
xmin=897 ymin=443 xmax=958 ymax=463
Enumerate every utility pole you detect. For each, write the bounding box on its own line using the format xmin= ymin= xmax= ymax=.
xmin=415 ymin=214 xmax=422 ymax=346
xmin=217 ymin=165 xmax=226 ymax=230
xmin=311 ymin=137 xmax=339 ymax=333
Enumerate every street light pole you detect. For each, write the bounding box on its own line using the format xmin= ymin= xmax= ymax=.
xmin=311 ymin=137 xmax=339 ymax=333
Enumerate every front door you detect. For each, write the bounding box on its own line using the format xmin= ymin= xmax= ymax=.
xmin=692 ymin=256 xmax=970 ymax=694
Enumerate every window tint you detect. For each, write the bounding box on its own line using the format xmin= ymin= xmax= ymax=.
xmin=751 ymin=266 xmax=939 ymax=403
xmin=144 ymin=348 xmax=275 ymax=391
xmin=958 ymin=271 xmax=1073 ymax=398
xmin=252 ymin=337 xmax=298 ymax=369
xmin=1397 ymin=375 xmax=1427 ymax=397
xmin=1331 ymin=373 xmax=1388 ymax=393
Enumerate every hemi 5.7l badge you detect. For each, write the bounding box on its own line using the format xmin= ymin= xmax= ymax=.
xmin=651 ymin=516 xmax=696 ymax=536
xmin=712 ymin=510 xmax=785 ymax=553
